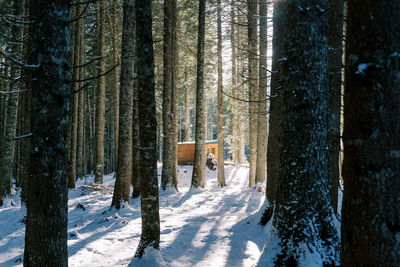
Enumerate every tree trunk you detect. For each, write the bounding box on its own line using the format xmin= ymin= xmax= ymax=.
xmin=217 ymin=0 xmax=225 ymax=187
xmin=255 ymin=0 xmax=268 ymax=184
xmin=95 ymin=0 xmax=106 ymax=184
xmin=111 ymin=0 xmax=135 ymax=209
xmin=161 ymin=0 xmax=178 ymax=190
xmin=260 ymin=0 xmax=282 ymax=226
xmin=68 ymin=1 xmax=82 ymax=188
xmin=111 ymin=0 xmax=120 ymax=170
xmin=191 ymin=0 xmax=206 ymax=189
xmin=132 ymin=41 xmax=141 ymax=199
xmin=23 ymin=0 xmax=70 ymax=265
xmin=134 ymin=0 xmax=160 ymax=257
xmin=327 ymin=0 xmax=343 ymax=216
xmin=230 ymin=1 xmax=238 ymax=164
xmin=259 ymin=1 xmax=339 ymax=265
xmin=341 ymin=1 xmax=400 ymax=265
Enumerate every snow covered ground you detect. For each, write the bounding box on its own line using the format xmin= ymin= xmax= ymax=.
xmin=0 ymin=164 xmax=267 ymax=267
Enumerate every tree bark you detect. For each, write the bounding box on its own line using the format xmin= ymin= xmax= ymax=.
xmin=255 ymin=0 xmax=268 ymax=184
xmin=327 ymin=0 xmax=344 ymax=216
xmin=260 ymin=0 xmax=282 ymax=226
xmin=247 ymin=0 xmax=258 ymax=188
xmin=111 ymin=0 xmax=136 ymax=209
xmin=191 ymin=0 xmax=206 ymax=189
xmin=230 ymin=1 xmax=238 ymax=164
xmin=95 ymin=0 xmax=106 ymax=184
xmin=68 ymin=0 xmax=82 ymax=188
xmin=341 ymin=1 xmax=400 ymax=265
xmin=259 ymin=1 xmax=340 ymax=265
xmin=217 ymin=0 xmax=225 ymax=187
xmin=23 ymin=0 xmax=70 ymax=265
xmin=134 ymin=0 xmax=160 ymax=257
xmin=161 ymin=0 xmax=178 ymax=190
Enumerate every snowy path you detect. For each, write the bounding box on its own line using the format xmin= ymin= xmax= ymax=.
xmin=0 ymin=165 xmax=267 ymax=267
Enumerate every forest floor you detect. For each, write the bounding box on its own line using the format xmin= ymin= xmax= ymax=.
xmin=0 ymin=164 xmax=269 ymax=266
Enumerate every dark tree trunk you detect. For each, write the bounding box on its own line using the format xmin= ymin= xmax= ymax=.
xmin=341 ymin=1 xmax=400 ymax=265
xmin=111 ymin=0 xmax=136 ymax=209
xmin=134 ymin=0 xmax=160 ymax=257
xmin=327 ymin=0 xmax=344 ymax=216
xmin=191 ymin=0 xmax=206 ymax=189
xmin=259 ymin=1 xmax=339 ymax=265
xmin=23 ymin=0 xmax=70 ymax=265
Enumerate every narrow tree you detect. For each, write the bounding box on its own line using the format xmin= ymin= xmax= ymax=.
xmin=161 ymin=0 xmax=178 ymax=190
xmin=230 ymin=0 xmax=238 ymax=163
xmin=191 ymin=0 xmax=206 ymax=189
xmin=68 ymin=0 xmax=83 ymax=188
xmin=255 ymin=0 xmax=268 ymax=184
xmin=217 ymin=0 xmax=225 ymax=187
xmin=111 ymin=0 xmax=136 ymax=209
xmin=134 ymin=0 xmax=161 ymax=257
xmin=112 ymin=0 xmax=120 ymax=168
xmin=260 ymin=0 xmax=282 ymax=226
xmin=132 ymin=48 xmax=141 ymax=199
xmin=327 ymin=0 xmax=344 ymax=215
xmin=258 ymin=1 xmax=339 ymax=265
xmin=95 ymin=0 xmax=106 ymax=184
xmin=23 ymin=0 xmax=70 ymax=265
xmin=341 ymin=1 xmax=400 ymax=265
xmin=247 ymin=0 xmax=258 ymax=187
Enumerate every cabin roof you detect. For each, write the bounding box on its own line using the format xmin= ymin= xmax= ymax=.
xmin=178 ymin=140 xmax=218 ymax=145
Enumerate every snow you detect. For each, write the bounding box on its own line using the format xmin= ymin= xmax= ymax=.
xmin=0 ymin=165 xmax=267 ymax=267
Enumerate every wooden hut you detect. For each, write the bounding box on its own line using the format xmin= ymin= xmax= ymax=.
xmin=177 ymin=140 xmax=218 ymax=164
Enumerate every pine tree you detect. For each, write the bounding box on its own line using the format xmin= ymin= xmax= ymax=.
xmin=23 ymin=0 xmax=70 ymax=265
xmin=191 ymin=0 xmax=206 ymax=189
xmin=161 ymin=0 xmax=179 ymax=191
xmin=135 ymin=0 xmax=161 ymax=257
xmin=95 ymin=0 xmax=106 ymax=184
xmin=341 ymin=1 xmax=400 ymax=265
xmin=111 ymin=0 xmax=136 ymax=209
xmin=255 ymin=0 xmax=268 ymax=184
xmin=217 ymin=0 xmax=226 ymax=187
xmin=258 ymin=1 xmax=339 ymax=265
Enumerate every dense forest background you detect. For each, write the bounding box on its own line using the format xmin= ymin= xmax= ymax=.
xmin=0 ymin=0 xmax=399 ymax=266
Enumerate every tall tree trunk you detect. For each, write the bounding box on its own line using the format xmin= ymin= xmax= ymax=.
xmin=258 ymin=1 xmax=339 ymax=265
xmin=260 ymin=0 xmax=282 ymax=226
xmin=134 ymin=0 xmax=161 ymax=257
xmin=76 ymin=32 xmax=85 ymax=178
xmin=68 ymin=0 xmax=82 ymax=188
xmin=230 ymin=0 xmax=238 ymax=164
xmin=112 ymin=1 xmax=120 ymax=169
xmin=217 ymin=0 xmax=225 ymax=187
xmin=341 ymin=1 xmax=400 ymax=265
xmin=255 ymin=0 xmax=268 ymax=184
xmin=327 ymin=0 xmax=344 ymax=216
xmin=0 ymin=0 xmax=23 ymax=206
xmin=111 ymin=0 xmax=135 ymax=209
xmin=191 ymin=0 xmax=206 ymax=189
xmin=23 ymin=0 xmax=70 ymax=265
xmin=95 ymin=0 xmax=106 ymax=184
xmin=161 ymin=0 xmax=178 ymax=190
xmin=247 ymin=0 xmax=258 ymax=188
